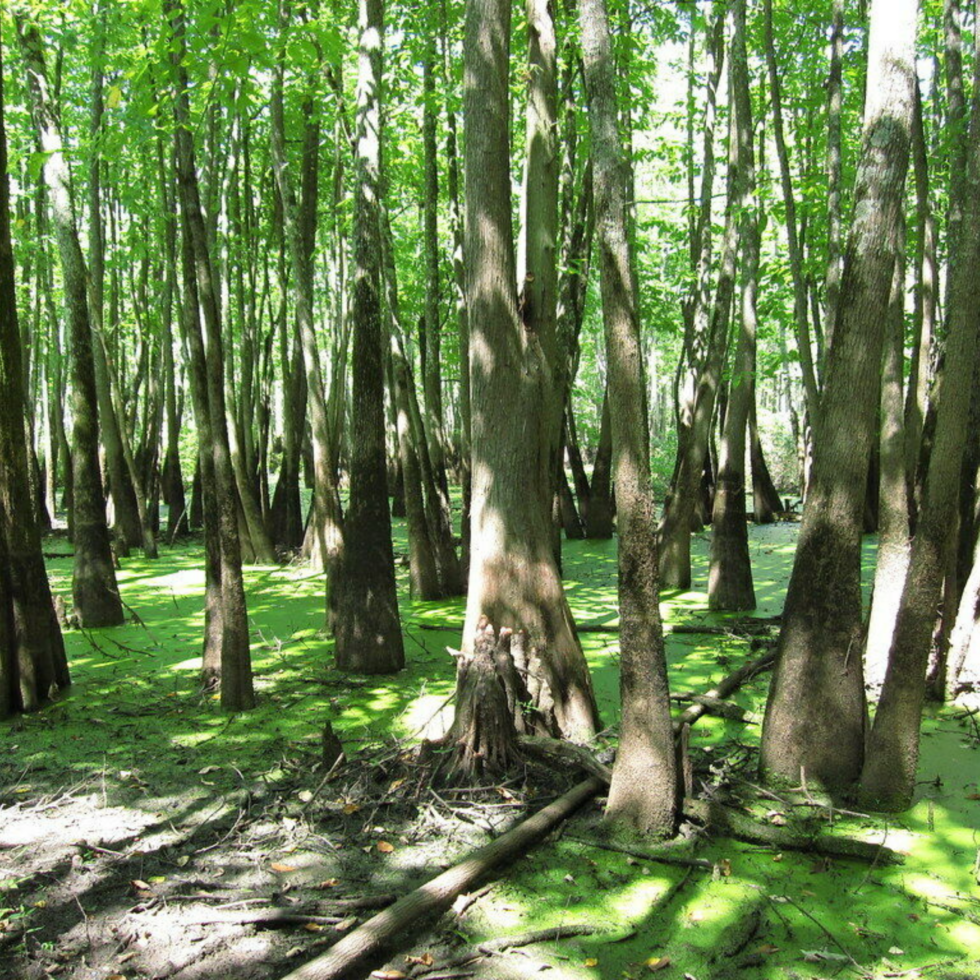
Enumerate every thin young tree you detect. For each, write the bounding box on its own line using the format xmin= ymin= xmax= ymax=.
xmin=579 ymin=0 xmax=676 ymax=835
xmin=168 ymin=0 xmax=254 ymax=710
xmin=16 ymin=12 xmax=124 ymax=629
xmin=760 ymin=0 xmax=918 ymax=790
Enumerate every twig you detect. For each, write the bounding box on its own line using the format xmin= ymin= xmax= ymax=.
xmin=563 ymin=835 xmax=714 ymax=871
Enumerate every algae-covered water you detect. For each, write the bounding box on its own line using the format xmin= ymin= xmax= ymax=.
xmin=2 ymin=519 xmax=978 ymax=980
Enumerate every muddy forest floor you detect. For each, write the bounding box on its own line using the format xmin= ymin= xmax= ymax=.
xmin=1 ymin=520 xmax=979 ymax=980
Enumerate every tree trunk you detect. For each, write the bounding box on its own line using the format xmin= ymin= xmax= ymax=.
xmin=333 ymin=0 xmax=405 ymax=675
xmin=17 ymin=15 xmax=124 ymax=628
xmin=763 ymin=0 xmax=821 ymax=428
xmin=660 ymin=21 xmax=740 ymax=590
xmin=749 ymin=396 xmax=782 ymax=524
xmin=87 ymin=19 xmax=143 ymax=554
xmin=864 ymin=250 xmax=910 ymax=692
xmin=0 ymin=27 xmax=69 ymax=716
xmin=709 ymin=1 xmax=757 ymax=613
xmin=461 ymin=0 xmax=598 ymax=743
xmin=905 ymin=78 xmax=937 ymax=521
xmin=823 ymin=0 xmax=844 ymax=349
xmin=169 ymin=0 xmax=254 ymax=710
xmin=760 ymin=0 xmax=917 ymax=791
xmin=860 ymin=1 xmax=980 ymax=809
xmin=579 ymin=0 xmax=676 ymax=836
xmin=585 ymin=390 xmax=614 ymax=539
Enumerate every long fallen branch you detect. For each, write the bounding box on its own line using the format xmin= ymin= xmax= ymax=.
xmin=413 ymin=924 xmax=604 ymax=977
xmin=278 ymin=777 xmax=604 ymax=980
xmin=412 ymin=618 xmax=781 ymax=637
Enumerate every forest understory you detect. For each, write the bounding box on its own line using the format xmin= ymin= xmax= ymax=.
xmin=1 ymin=522 xmax=978 ymax=980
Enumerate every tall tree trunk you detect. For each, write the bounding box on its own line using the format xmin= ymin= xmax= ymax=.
xmin=864 ymin=250 xmax=910 ymax=691
xmin=763 ymin=0 xmax=821 ymax=427
xmin=709 ymin=0 xmax=757 ymax=613
xmin=659 ymin=18 xmax=741 ymax=590
xmin=460 ymin=0 xmax=598 ymax=745
xmin=17 ymin=15 xmax=124 ymax=628
xmin=579 ymin=0 xmax=676 ymax=836
xmin=87 ymin=14 xmax=143 ymax=554
xmin=905 ymin=78 xmax=936 ymax=519
xmin=0 ymin=25 xmax=69 ymax=716
xmin=420 ymin=27 xmax=458 ymax=586
xmin=860 ymin=0 xmax=980 ymax=810
xmin=272 ymin=6 xmax=345 ymax=592
xmin=760 ymin=0 xmax=917 ymax=791
xmin=333 ymin=0 xmax=405 ymax=675
xmin=169 ymin=0 xmax=254 ymax=711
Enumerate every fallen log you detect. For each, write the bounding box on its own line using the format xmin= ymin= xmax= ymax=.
xmin=412 ymin=618 xmax=781 ymax=637
xmin=187 ymin=909 xmax=344 ymax=928
xmin=278 ymin=777 xmax=604 ymax=980
xmin=674 ymin=650 xmax=775 ymax=731
xmin=681 ymin=798 xmax=904 ymax=865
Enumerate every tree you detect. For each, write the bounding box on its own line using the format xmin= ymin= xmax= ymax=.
xmin=332 ymin=0 xmax=405 ymax=675
xmin=16 ymin=11 xmax=124 ymax=629
xmin=457 ymin=0 xmax=599 ymax=755
xmin=760 ymin=0 xmax=918 ymax=791
xmin=708 ymin=0 xmax=757 ymax=613
xmin=579 ymin=0 xmax=676 ymax=836
xmin=0 ymin=19 xmax=69 ymax=717
xmin=168 ymin=0 xmax=254 ymax=710
xmin=860 ymin=0 xmax=980 ymax=810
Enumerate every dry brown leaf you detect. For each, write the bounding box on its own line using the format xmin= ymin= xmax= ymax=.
xmin=376 ymin=841 xmax=395 ymax=854
xmin=645 ymin=955 xmax=671 ymax=972
xmin=317 ymin=879 xmax=341 ymax=889
xmin=130 ymin=881 xmax=151 ymax=892
xmin=303 ymin=923 xmax=323 ymax=933
xmin=270 ymin=863 xmax=297 ymax=873
xmin=343 ymin=803 xmax=361 ymax=815
xmin=389 ymin=779 xmax=405 ymax=791
xmin=716 ymin=859 xmax=732 ymax=877
xmin=755 ymin=943 xmax=779 ymax=955
xmin=405 ymin=953 xmax=434 ymax=966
